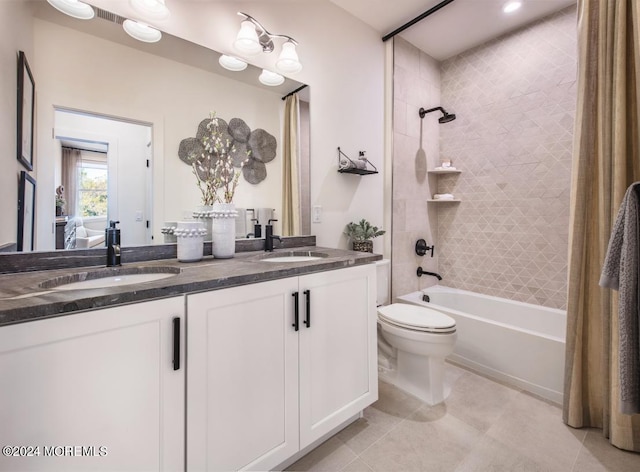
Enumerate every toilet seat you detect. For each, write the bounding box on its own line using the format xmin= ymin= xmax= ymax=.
xmin=378 ymin=303 xmax=456 ymax=334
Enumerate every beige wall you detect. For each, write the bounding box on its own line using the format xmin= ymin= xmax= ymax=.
xmin=0 ymin=1 xmax=35 ymax=249
xmin=436 ymin=7 xmax=576 ymax=309
xmin=391 ymin=38 xmax=441 ymax=300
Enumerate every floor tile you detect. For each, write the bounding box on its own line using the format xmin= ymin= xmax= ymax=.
xmin=571 ymin=428 xmax=640 ymax=472
xmin=444 ymin=370 xmax=520 ymax=432
xmin=455 ymin=435 xmax=549 ymax=471
xmin=292 ymin=371 xmax=640 ymax=472
xmin=359 ymin=403 xmax=482 ymax=472
xmin=372 ymin=379 xmax=425 ymax=419
xmin=340 ymin=457 xmax=374 ymax=472
xmin=485 ymin=391 xmax=586 ymax=471
xmin=336 ymin=380 xmax=423 ymax=454
xmin=286 ymin=437 xmax=357 ymax=472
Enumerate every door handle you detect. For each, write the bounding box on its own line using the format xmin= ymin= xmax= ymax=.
xmin=172 ymin=317 xmax=180 ymax=371
xmin=303 ymin=289 xmax=311 ymax=328
xmin=292 ymin=292 xmax=299 ymax=331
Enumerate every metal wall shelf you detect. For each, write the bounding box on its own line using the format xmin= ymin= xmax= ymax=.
xmin=427 ymin=169 xmax=462 ymax=174
xmin=338 ymin=168 xmax=378 ymax=175
xmin=337 ymin=147 xmax=378 ymax=175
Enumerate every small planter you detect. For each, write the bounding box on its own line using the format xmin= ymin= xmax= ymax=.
xmin=344 ymin=219 xmax=384 ymax=253
xmin=352 ymin=240 xmax=373 ymax=253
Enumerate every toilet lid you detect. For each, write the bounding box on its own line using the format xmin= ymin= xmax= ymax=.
xmin=378 ymin=303 xmax=456 ymax=333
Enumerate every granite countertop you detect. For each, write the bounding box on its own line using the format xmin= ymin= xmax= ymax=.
xmin=0 ymin=246 xmax=381 ymax=327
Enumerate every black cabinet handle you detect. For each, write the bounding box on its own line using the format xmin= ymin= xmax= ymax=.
xmin=172 ymin=317 xmax=180 ymax=371
xmin=304 ymin=289 xmax=311 ymax=328
xmin=292 ymin=292 xmax=299 ymax=331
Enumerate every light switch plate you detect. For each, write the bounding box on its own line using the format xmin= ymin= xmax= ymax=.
xmin=312 ymin=205 xmax=322 ymax=223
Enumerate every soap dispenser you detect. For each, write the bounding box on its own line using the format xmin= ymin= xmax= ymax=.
xmin=252 ymin=218 xmax=262 ymax=238
xmin=106 ymin=220 xmax=121 ymax=267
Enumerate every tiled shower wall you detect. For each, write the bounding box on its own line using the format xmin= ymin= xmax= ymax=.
xmin=391 ymin=38 xmax=441 ymax=300
xmin=437 ymin=7 xmax=576 ymax=309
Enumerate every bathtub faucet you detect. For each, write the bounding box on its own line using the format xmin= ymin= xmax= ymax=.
xmin=417 ymin=267 xmax=442 ymax=280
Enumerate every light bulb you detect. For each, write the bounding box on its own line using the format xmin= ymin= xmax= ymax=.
xmin=259 ymin=69 xmax=285 ymax=87
xmin=130 ymin=0 xmax=170 ymax=20
xmin=276 ymin=41 xmax=302 ymax=74
xmin=234 ymin=20 xmax=262 ymax=55
xmin=123 ymin=19 xmax=162 ymax=43
xmin=503 ymin=1 xmax=522 ymax=13
xmin=219 ymin=55 xmax=248 ymax=72
xmin=46 ymin=0 xmax=95 ymax=20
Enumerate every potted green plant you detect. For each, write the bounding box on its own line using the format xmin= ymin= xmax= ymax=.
xmin=344 ymin=219 xmax=385 ymax=253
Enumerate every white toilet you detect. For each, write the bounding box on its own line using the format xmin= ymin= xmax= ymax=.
xmin=376 ymin=260 xmax=457 ymax=405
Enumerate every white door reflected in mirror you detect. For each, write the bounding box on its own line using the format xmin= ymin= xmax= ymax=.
xmin=54 ymin=109 xmax=152 ymax=249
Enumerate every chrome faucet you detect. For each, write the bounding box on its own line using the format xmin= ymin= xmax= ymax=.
xmin=417 ymin=267 xmax=442 ymax=280
xmin=264 ymin=219 xmax=282 ymax=252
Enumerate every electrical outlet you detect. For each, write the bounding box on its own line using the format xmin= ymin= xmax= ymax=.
xmin=312 ymin=205 xmax=322 ymax=223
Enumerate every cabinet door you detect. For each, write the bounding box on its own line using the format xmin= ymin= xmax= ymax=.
xmin=299 ymin=264 xmax=378 ymax=448
xmin=187 ymin=277 xmax=299 ymax=471
xmin=0 ymin=297 xmax=185 ymax=472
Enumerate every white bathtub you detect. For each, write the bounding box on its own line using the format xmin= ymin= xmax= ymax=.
xmin=397 ymin=285 xmax=566 ymax=404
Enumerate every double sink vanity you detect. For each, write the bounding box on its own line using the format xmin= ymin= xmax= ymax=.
xmin=0 ymin=238 xmax=380 ymax=471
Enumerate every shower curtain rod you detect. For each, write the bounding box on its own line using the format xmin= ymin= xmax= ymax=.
xmin=62 ymin=145 xmax=107 ymax=154
xmin=282 ymin=84 xmax=308 ymax=100
xmin=381 ymin=0 xmax=456 ymax=42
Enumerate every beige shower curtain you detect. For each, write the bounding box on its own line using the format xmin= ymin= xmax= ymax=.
xmin=282 ymin=94 xmax=300 ymax=236
xmin=61 ymin=147 xmax=81 ymax=217
xmin=563 ymin=0 xmax=640 ymax=451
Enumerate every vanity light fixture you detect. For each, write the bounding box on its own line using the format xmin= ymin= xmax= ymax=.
xmin=123 ymin=19 xmax=162 ymax=43
xmin=219 ymin=55 xmax=248 ymax=72
xmin=129 ymin=0 xmax=170 ymax=21
xmin=46 ymin=0 xmax=95 ymax=20
xmin=233 ymin=12 xmax=303 ymax=74
xmin=259 ymin=69 xmax=285 ymax=87
xmin=503 ymin=1 xmax=522 ymax=13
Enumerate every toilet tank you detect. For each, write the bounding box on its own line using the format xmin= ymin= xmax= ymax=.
xmin=375 ymin=259 xmax=391 ymax=306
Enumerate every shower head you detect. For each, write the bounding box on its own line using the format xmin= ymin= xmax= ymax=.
xmin=419 ymin=106 xmax=456 ymax=123
xmin=438 ymin=112 xmax=456 ymax=123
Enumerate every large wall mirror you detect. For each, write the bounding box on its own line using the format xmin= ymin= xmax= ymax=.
xmin=10 ymin=0 xmax=310 ymax=253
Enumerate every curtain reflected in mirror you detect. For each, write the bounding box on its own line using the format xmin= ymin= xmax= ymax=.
xmin=61 ymin=147 xmax=80 ymax=217
xmin=282 ymin=93 xmax=300 ymax=236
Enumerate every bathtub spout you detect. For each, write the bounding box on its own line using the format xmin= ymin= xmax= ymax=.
xmin=417 ymin=267 xmax=442 ymax=280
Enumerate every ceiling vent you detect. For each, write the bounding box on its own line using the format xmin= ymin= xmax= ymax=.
xmin=95 ymin=6 xmax=125 ymax=25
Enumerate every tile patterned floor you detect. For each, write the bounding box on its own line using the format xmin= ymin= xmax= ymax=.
xmin=287 ymin=364 xmax=640 ymax=472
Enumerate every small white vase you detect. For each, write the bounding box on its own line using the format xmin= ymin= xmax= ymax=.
xmin=193 ymin=205 xmax=214 ymax=242
xmin=211 ymin=202 xmax=238 ymax=258
xmin=161 ymin=221 xmax=178 ymax=244
xmin=175 ymin=221 xmax=207 ymax=262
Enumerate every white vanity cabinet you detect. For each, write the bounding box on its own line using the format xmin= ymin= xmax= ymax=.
xmin=0 ymin=297 xmax=185 ymax=472
xmin=187 ymin=264 xmax=378 ymax=471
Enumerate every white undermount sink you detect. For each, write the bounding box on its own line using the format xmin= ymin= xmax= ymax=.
xmin=40 ymin=267 xmax=180 ymax=291
xmin=258 ymin=251 xmax=329 ymax=263
xmin=262 ymin=255 xmax=323 ymax=262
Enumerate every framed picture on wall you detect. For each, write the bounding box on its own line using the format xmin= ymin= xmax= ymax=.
xmin=17 ymin=171 xmax=36 ymax=252
xmin=17 ymin=50 xmax=35 ymax=171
